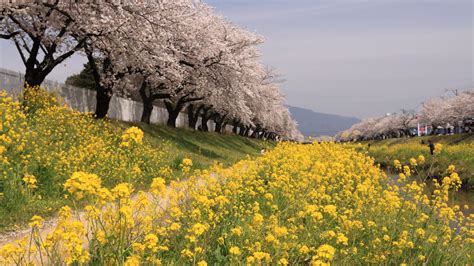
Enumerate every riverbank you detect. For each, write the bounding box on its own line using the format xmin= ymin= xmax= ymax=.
xmin=359 ymin=133 xmax=474 ymax=188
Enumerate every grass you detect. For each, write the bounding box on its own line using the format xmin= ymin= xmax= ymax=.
xmin=359 ymin=133 xmax=474 ymax=188
xmin=364 ymin=133 xmax=474 ymax=146
xmin=115 ymin=121 xmax=274 ymax=171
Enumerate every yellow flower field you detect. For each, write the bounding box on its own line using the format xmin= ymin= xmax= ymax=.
xmin=0 ymin=88 xmax=169 ymax=230
xmin=1 ymin=142 xmax=472 ymax=265
xmin=361 ymin=139 xmax=474 ymax=187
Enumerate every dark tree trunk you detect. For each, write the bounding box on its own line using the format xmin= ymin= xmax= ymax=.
xmin=86 ymin=48 xmax=113 ymax=119
xmin=263 ymin=132 xmax=269 ymax=139
xmin=167 ymin=111 xmax=179 ymax=127
xmin=251 ymin=128 xmax=258 ymax=138
xmin=201 ymin=116 xmax=209 ymax=132
xmin=215 ymin=120 xmax=223 ymax=133
xmin=214 ymin=114 xmax=227 ymax=133
xmin=139 ymin=81 xmax=170 ymax=124
xmin=141 ymin=100 xmax=153 ymax=124
xmin=269 ymin=133 xmax=277 ymax=141
xmin=164 ymin=90 xmax=204 ymax=128
xmin=187 ymin=104 xmax=203 ymax=130
xmin=251 ymin=131 xmax=256 ymax=138
xmin=165 ymin=101 xmax=182 ymax=128
xmin=200 ymin=106 xmax=214 ymax=132
xmin=239 ymin=125 xmax=246 ymax=136
xmin=187 ymin=104 xmax=197 ymax=130
xmin=139 ymin=82 xmax=154 ymax=124
xmin=244 ymin=126 xmax=251 ymax=137
xmin=95 ymin=89 xmax=112 ymax=119
xmin=232 ymin=122 xmax=239 ymax=134
xmin=23 ymin=71 xmax=46 ymax=88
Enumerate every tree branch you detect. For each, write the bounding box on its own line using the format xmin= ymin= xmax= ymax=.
xmin=0 ymin=31 xmax=20 ymax=39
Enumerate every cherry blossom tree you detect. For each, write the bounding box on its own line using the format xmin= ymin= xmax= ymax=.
xmin=1 ymin=1 xmax=303 ymax=140
xmin=339 ymin=88 xmax=473 ymax=140
xmin=80 ymin=1 xmax=195 ymax=118
xmin=415 ymin=97 xmax=451 ymax=133
xmin=161 ymin=11 xmax=264 ymax=128
xmin=441 ymin=90 xmax=474 ymax=125
xmin=0 ymin=1 xmax=90 ymax=86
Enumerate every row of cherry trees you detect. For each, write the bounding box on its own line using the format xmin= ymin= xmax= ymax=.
xmin=0 ymin=1 xmax=302 ymax=140
xmin=337 ymin=89 xmax=474 ymax=141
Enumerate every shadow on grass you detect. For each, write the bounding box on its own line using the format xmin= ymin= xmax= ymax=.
xmin=113 ymin=120 xmax=274 ymax=168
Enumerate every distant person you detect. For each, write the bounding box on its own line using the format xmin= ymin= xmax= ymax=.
xmin=421 ymin=139 xmax=425 ymax=145
xmin=428 ymin=140 xmax=435 ymax=155
xmin=367 ymin=143 xmax=371 ymax=151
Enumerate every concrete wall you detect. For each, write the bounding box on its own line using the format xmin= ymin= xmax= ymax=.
xmin=0 ymin=68 xmax=224 ymax=132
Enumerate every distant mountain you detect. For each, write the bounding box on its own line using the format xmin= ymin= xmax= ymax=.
xmin=288 ymin=106 xmax=360 ymax=137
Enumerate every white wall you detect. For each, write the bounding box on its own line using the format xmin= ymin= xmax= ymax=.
xmin=0 ymin=68 xmax=232 ymax=132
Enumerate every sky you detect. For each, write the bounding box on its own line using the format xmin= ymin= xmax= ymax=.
xmin=1 ymin=0 xmax=472 ymax=118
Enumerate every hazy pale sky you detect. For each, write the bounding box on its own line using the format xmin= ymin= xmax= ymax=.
xmin=1 ymin=0 xmax=472 ymax=118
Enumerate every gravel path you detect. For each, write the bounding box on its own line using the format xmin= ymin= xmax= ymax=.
xmin=0 ymin=175 xmax=214 ymax=264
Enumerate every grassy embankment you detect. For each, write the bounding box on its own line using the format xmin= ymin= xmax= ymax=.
xmin=114 ymin=121 xmax=273 ymax=171
xmin=360 ymin=133 xmax=474 ymax=188
xmin=0 ymin=88 xmax=273 ymax=233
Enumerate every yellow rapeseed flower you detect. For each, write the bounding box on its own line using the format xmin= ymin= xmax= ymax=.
xmin=229 ymin=246 xmax=241 ymax=256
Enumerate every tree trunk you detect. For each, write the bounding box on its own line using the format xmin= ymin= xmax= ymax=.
xmin=86 ymin=49 xmax=113 ymax=119
xmin=239 ymin=125 xmax=246 ymax=136
xmin=164 ymin=91 xmax=204 ymax=128
xmin=200 ymin=107 xmax=214 ymax=132
xmin=187 ymin=104 xmax=203 ymax=130
xmin=141 ymin=100 xmax=154 ymax=124
xmin=139 ymin=82 xmax=154 ymax=124
xmin=269 ymin=132 xmax=276 ymax=141
xmin=23 ymin=71 xmax=46 ymax=88
xmin=215 ymin=120 xmax=222 ymax=133
xmin=263 ymin=132 xmax=269 ymax=139
xmin=167 ymin=111 xmax=179 ymax=127
xmin=250 ymin=128 xmax=257 ymax=138
xmin=165 ymin=101 xmax=182 ymax=128
xmin=214 ymin=114 xmax=227 ymax=133
xmin=244 ymin=126 xmax=251 ymax=137
xmin=232 ymin=123 xmax=239 ymax=134
xmin=95 ymin=89 xmax=112 ymax=119
xmin=201 ymin=116 xmax=209 ymax=131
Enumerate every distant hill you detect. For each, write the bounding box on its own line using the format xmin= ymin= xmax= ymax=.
xmin=288 ymin=106 xmax=360 ymax=137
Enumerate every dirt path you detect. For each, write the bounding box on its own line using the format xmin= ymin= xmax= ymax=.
xmin=0 ymin=174 xmax=216 ymax=266
xmin=0 ymin=179 xmax=187 ymax=248
xmin=0 ymin=217 xmax=59 ymax=247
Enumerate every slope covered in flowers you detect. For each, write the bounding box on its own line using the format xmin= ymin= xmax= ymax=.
xmin=0 ymin=88 xmax=170 ymax=230
xmin=0 ymin=88 xmax=270 ymax=232
xmin=361 ymin=135 xmax=474 ymax=187
xmin=1 ymin=142 xmax=472 ymax=265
